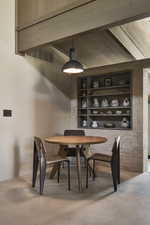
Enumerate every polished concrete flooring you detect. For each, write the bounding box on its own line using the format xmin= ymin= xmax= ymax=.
xmin=0 ymin=167 xmax=150 ymax=225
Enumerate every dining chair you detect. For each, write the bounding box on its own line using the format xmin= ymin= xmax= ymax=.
xmin=86 ymin=136 xmax=120 ymax=192
xmin=32 ymin=136 xmax=71 ymax=195
xmin=64 ymin=129 xmax=85 ymax=156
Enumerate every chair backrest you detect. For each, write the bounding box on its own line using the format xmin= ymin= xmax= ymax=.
xmin=112 ymin=136 xmax=120 ymax=161
xmin=34 ymin=136 xmax=47 ymax=161
xmin=64 ymin=129 xmax=85 ymax=136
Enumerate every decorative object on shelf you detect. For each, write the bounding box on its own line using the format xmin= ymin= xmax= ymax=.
xmin=104 ymin=122 xmax=115 ymax=128
xmin=82 ymin=81 xmax=86 ymax=89
xmin=78 ymin=71 xmax=132 ymax=130
xmin=121 ymin=117 xmax=129 ymax=128
xmin=93 ymin=110 xmax=99 ymax=114
xmin=91 ymin=120 xmax=98 ymax=128
xmin=92 ymin=80 xmax=99 ymax=88
xmin=82 ymin=91 xmax=86 ymax=96
xmin=93 ymin=97 xmax=100 ymax=107
xmin=111 ymin=99 xmax=119 ymax=107
xmin=116 ymin=110 xmax=122 ymax=115
xmin=62 ymin=39 xmax=84 ymax=74
xmin=81 ymin=99 xmax=87 ymax=108
xmin=122 ymin=97 xmax=130 ymax=107
xmin=107 ymin=110 xmax=113 ymax=114
xmin=100 ymin=111 xmax=104 ymax=114
xmin=101 ymin=98 xmax=109 ymax=107
xmin=104 ymin=78 xmax=112 ymax=87
xmin=118 ymin=80 xmax=126 ymax=85
xmin=82 ymin=120 xmax=87 ymax=127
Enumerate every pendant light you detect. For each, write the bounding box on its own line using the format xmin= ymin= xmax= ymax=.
xmin=62 ymin=40 xmax=84 ymax=74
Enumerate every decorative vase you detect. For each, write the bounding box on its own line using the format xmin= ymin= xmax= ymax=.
xmin=101 ymin=98 xmax=109 ymax=107
xmin=92 ymin=80 xmax=99 ymax=88
xmin=121 ymin=117 xmax=129 ymax=128
xmin=122 ymin=98 xmax=130 ymax=107
xmin=91 ymin=121 xmax=98 ymax=128
xmin=82 ymin=120 xmax=87 ymax=127
xmin=82 ymin=99 xmax=87 ymax=108
xmin=82 ymin=81 xmax=86 ymax=89
xmin=93 ymin=98 xmax=99 ymax=107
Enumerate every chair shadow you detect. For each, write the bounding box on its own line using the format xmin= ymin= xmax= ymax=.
xmin=13 ymin=140 xmax=21 ymax=178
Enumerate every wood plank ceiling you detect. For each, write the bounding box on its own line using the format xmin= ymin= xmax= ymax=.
xmin=51 ymin=30 xmax=134 ymax=69
xmin=28 ymin=17 xmax=150 ymax=70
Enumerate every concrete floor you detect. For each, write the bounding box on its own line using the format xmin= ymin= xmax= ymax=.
xmin=0 ymin=167 xmax=150 ymax=225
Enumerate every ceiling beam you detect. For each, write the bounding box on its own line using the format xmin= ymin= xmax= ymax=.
xmin=25 ymin=48 xmax=53 ymax=62
xmin=18 ymin=0 xmax=150 ymax=52
xmin=48 ymin=45 xmax=69 ymax=62
xmin=109 ymin=26 xmax=144 ymax=60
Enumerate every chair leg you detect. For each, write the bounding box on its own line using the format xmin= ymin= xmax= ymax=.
xmin=84 ymin=157 xmax=86 ymax=168
xmin=111 ymin=161 xmax=117 ymax=192
xmin=117 ymin=155 xmax=120 ymax=184
xmin=62 ymin=161 xmax=65 ymax=168
xmin=67 ymin=160 xmax=71 ymax=191
xmin=32 ymin=149 xmax=38 ymax=188
xmin=86 ymin=160 xmax=89 ymax=188
xmin=57 ymin=163 xmax=61 ymax=183
xmin=89 ymin=166 xmax=92 ymax=177
xmin=93 ymin=159 xmax=96 ymax=181
xmin=40 ymin=161 xmax=46 ymax=195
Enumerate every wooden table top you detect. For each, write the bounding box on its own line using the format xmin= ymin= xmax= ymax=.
xmin=45 ymin=136 xmax=107 ymax=145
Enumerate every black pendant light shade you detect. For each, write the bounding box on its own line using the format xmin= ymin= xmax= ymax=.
xmin=62 ymin=48 xmax=84 ymax=74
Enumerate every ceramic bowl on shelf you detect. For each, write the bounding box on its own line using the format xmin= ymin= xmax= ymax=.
xmin=93 ymin=110 xmax=99 ymax=114
xmin=116 ymin=110 xmax=122 ymax=115
xmin=118 ymin=80 xmax=126 ymax=85
xmin=111 ymin=99 xmax=119 ymax=107
xmin=104 ymin=122 xmax=115 ymax=128
xmin=106 ymin=110 xmax=113 ymax=114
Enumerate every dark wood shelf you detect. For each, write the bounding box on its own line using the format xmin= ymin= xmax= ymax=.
xmin=79 ymin=92 xmax=130 ymax=97
xmin=78 ymin=72 xmax=132 ymax=130
xmin=79 ymin=106 xmax=131 ymax=109
xmin=78 ymin=126 xmax=131 ymax=130
xmin=79 ymin=84 xmax=130 ymax=91
xmin=88 ymin=114 xmax=130 ymax=117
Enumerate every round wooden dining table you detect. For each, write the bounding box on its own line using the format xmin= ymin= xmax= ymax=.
xmin=45 ymin=136 xmax=107 ymax=191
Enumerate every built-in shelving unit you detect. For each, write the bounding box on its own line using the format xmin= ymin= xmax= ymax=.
xmin=77 ymin=71 xmax=132 ymax=130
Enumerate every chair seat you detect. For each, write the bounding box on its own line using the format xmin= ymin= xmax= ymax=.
xmin=91 ymin=153 xmax=112 ymax=162
xmin=47 ymin=155 xmax=68 ymax=165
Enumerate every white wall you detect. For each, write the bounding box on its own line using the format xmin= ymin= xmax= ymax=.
xmin=148 ymin=74 xmax=150 ymax=156
xmin=0 ymin=0 xmax=71 ymax=181
xmin=148 ymin=104 xmax=150 ymax=155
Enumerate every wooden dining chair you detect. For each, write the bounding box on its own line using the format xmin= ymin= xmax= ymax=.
xmin=63 ymin=129 xmax=86 ymax=169
xmin=32 ymin=136 xmax=71 ymax=195
xmin=64 ymin=129 xmax=85 ymax=156
xmin=86 ymin=136 xmax=120 ymax=192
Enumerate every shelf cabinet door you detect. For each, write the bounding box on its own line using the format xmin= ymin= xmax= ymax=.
xmin=17 ymin=0 xmax=93 ymax=29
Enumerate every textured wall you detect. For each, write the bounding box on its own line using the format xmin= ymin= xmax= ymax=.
xmin=71 ymin=67 xmax=144 ymax=172
xmin=0 ymin=0 xmax=71 ymax=181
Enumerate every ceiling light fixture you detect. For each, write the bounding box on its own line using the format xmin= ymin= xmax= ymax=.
xmin=62 ymin=45 xmax=84 ymax=74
